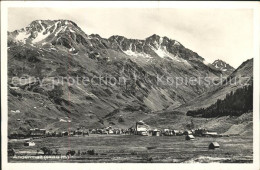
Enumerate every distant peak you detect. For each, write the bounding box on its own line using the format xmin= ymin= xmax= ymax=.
xmin=212 ymin=59 xmax=234 ymax=72
xmin=90 ymin=34 xmax=102 ymax=39
xmin=29 ymin=19 xmax=78 ymax=28
xmin=109 ymin=35 xmax=126 ymax=39
xmin=151 ymin=34 xmax=161 ymax=37
xmin=57 ymin=19 xmax=78 ymax=26
xmin=146 ymin=34 xmax=161 ymax=39
xmin=10 ymin=19 xmax=86 ymax=45
xmin=212 ymin=59 xmax=228 ymax=65
xmin=108 ymin=35 xmax=128 ymax=42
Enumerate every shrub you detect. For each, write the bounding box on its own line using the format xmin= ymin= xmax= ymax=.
xmin=87 ymin=149 xmax=95 ymax=155
xmin=66 ymin=150 xmax=76 ymax=157
xmin=41 ymin=147 xmax=53 ymax=155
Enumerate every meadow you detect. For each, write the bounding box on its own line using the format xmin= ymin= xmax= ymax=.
xmin=8 ymin=134 xmax=253 ymax=163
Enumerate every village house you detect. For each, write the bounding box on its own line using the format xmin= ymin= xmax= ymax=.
xmin=8 ymin=132 xmax=27 ymax=139
xmin=56 ymin=132 xmax=63 ymax=137
xmin=45 ymin=131 xmax=52 ymax=137
xmin=148 ymin=130 xmax=153 ymax=136
xmin=83 ymin=131 xmax=89 ymax=136
xmin=184 ymin=130 xmax=193 ymax=135
xmin=185 ymin=135 xmax=195 ymax=140
xmin=172 ymin=130 xmax=180 ymax=136
xmin=194 ymin=128 xmax=208 ymax=136
xmin=24 ymin=141 xmax=36 ymax=146
xmin=152 ymin=129 xmax=161 ymax=136
xmin=69 ymin=131 xmax=74 ymax=136
xmin=209 ymin=142 xmax=220 ymax=149
xmin=140 ymin=131 xmax=148 ymax=136
xmin=106 ymin=126 xmax=114 ymax=134
xmin=203 ymin=131 xmax=218 ymax=137
xmin=62 ymin=131 xmax=69 ymax=136
xmin=163 ymin=129 xmax=173 ymax=136
xmin=135 ymin=120 xmax=150 ymax=135
xmin=112 ymin=129 xmax=119 ymax=134
xmin=29 ymin=128 xmax=46 ymax=137
xmin=74 ymin=129 xmax=83 ymax=136
xmin=90 ymin=129 xmax=97 ymax=134
xmin=96 ymin=129 xmax=107 ymax=134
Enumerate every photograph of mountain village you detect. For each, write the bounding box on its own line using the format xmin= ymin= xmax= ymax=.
xmin=6 ymin=7 xmax=254 ymax=163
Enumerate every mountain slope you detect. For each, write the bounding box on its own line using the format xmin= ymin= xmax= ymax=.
xmin=172 ymin=58 xmax=253 ymax=113
xmin=141 ymin=59 xmax=253 ymax=134
xmin=186 ymin=84 xmax=253 ymax=117
xmin=7 ymin=20 xmax=238 ymax=133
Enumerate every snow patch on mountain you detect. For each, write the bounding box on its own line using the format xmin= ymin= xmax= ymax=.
xmin=16 ymin=32 xmax=30 ymax=43
xmin=32 ymin=30 xmax=50 ymax=43
xmin=123 ymin=44 xmax=152 ymax=59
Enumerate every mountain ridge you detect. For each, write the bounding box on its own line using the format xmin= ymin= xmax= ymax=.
xmin=8 ymin=20 xmax=209 ymax=65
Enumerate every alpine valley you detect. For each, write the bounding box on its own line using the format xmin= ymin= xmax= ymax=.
xmin=7 ymin=20 xmax=253 ymax=136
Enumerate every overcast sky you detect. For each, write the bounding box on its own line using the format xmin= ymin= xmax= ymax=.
xmin=8 ymin=8 xmax=254 ymax=68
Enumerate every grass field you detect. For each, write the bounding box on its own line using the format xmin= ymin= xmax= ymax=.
xmin=8 ymin=134 xmax=253 ymax=163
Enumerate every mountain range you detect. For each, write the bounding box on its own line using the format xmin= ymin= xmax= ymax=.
xmin=7 ymin=20 xmax=253 ymax=135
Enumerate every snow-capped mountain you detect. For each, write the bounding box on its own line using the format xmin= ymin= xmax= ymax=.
xmin=107 ymin=34 xmax=204 ymax=66
xmin=9 ymin=20 xmax=88 ymax=42
xmin=212 ymin=59 xmax=234 ymax=75
xmin=8 ymin=20 xmax=92 ymax=53
xmin=9 ymin=20 xmax=208 ymax=66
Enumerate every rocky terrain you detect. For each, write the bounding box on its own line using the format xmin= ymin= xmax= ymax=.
xmin=212 ymin=59 xmax=235 ymax=76
xmin=7 ymin=20 xmax=253 ymax=134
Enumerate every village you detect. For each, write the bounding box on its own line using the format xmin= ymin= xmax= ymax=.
xmin=8 ymin=120 xmax=225 ymax=157
xmin=9 ymin=120 xmax=224 ymax=139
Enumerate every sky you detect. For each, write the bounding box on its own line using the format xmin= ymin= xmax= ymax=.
xmin=8 ymin=8 xmax=254 ymax=68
